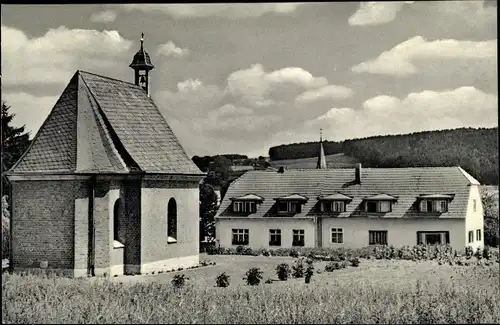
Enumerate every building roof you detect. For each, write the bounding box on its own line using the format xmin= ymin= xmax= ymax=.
xmin=418 ymin=194 xmax=455 ymax=200
xmin=7 ymin=71 xmax=202 ymax=176
xmin=318 ymin=193 xmax=353 ymax=201
xmin=274 ymin=194 xmax=309 ymax=201
xmin=216 ymin=167 xmax=480 ymax=219
xmin=230 ymin=194 xmax=265 ymax=201
xmin=364 ymin=193 xmax=398 ymax=201
xmin=129 ymin=35 xmax=154 ymax=70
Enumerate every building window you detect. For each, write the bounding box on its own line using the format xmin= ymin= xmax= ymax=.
xmin=289 ymin=202 xmax=301 ymax=213
xmin=366 ymin=201 xmax=377 ymax=213
xmin=167 ymin=198 xmax=177 ymax=243
xmin=369 ymin=231 xmax=388 ymax=245
xmin=468 ymin=230 xmax=474 ymax=243
xmin=277 ymin=201 xmax=302 ymax=213
xmin=333 ymin=201 xmax=345 ymax=212
xmin=322 ymin=201 xmax=346 ymax=212
xmin=269 ymin=229 xmax=282 ymax=246
xmin=476 ymin=229 xmax=482 ymax=241
xmin=278 ymin=201 xmax=288 ymax=213
xmin=473 ymin=199 xmax=477 ymax=212
xmin=366 ymin=201 xmax=392 ymax=213
xmin=113 ymin=198 xmax=122 ymax=242
xmin=233 ymin=201 xmax=256 ymax=213
xmin=331 ymin=228 xmax=344 ymax=244
xmin=232 ymin=229 xmax=249 ymax=245
xmin=379 ymin=201 xmax=391 ymax=213
xmin=292 ymin=229 xmax=305 ymax=247
xmin=417 ymin=231 xmax=450 ymax=245
xmin=420 ymin=200 xmax=448 ymax=213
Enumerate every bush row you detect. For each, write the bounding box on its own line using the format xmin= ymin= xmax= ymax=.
xmin=207 ymin=244 xmax=500 ymax=262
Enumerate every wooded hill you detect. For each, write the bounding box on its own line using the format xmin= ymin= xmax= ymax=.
xmin=268 ymin=127 xmax=499 ymax=185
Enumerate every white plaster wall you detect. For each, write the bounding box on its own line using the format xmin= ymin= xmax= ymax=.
xmin=465 ymin=185 xmax=484 ymax=251
xmin=321 ymin=217 xmax=465 ymax=250
xmin=216 ymin=218 xmax=316 ymax=249
xmin=140 ymin=181 xmax=200 ymax=271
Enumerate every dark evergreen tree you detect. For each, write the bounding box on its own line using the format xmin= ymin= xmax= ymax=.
xmin=1 ymin=101 xmax=31 ymax=198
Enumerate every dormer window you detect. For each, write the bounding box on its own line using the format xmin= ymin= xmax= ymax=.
xmin=233 ymin=201 xmax=257 ymax=213
xmin=274 ymin=194 xmax=308 ymax=214
xmin=318 ymin=193 xmax=353 ymax=213
xmin=418 ymin=194 xmax=454 ymax=213
xmin=364 ymin=194 xmax=398 ymax=213
xmin=230 ymin=194 xmax=264 ymax=213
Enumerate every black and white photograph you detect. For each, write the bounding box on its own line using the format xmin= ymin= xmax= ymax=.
xmin=1 ymin=1 xmax=498 ymax=324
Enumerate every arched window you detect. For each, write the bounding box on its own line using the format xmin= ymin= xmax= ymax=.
xmin=113 ymin=198 xmax=122 ymax=242
xmin=167 ymin=198 xmax=177 ymax=242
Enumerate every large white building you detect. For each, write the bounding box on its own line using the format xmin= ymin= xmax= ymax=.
xmin=215 ymin=144 xmax=484 ymax=252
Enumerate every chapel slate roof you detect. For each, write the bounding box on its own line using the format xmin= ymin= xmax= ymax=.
xmin=7 ymin=70 xmax=202 ymax=175
xmin=216 ymin=167 xmax=480 ymax=219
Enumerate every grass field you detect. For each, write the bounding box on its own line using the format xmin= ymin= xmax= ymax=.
xmin=2 ymin=255 xmax=499 ymax=324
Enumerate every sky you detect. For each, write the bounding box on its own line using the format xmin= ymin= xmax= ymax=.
xmin=1 ymin=2 xmax=498 ymax=158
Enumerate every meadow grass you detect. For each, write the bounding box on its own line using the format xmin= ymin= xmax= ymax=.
xmin=2 ymin=257 xmax=499 ymax=324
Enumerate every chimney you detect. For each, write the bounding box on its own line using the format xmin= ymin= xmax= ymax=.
xmin=355 ymin=163 xmax=362 ymax=184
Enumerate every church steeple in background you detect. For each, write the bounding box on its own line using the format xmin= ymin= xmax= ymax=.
xmin=317 ymin=129 xmax=327 ymax=169
xmin=129 ymin=32 xmax=155 ymax=97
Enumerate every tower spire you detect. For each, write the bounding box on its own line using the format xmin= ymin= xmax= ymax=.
xmin=317 ymin=129 xmax=327 ymax=169
xmin=129 ymin=32 xmax=154 ymax=97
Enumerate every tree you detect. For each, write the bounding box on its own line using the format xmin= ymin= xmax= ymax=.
xmin=482 ymin=191 xmax=499 ymax=247
xmin=2 ymin=196 xmax=10 ymax=259
xmin=199 ymin=182 xmax=218 ymax=242
xmin=205 ymin=155 xmax=232 ymax=189
xmin=1 ymin=101 xmax=31 ymax=197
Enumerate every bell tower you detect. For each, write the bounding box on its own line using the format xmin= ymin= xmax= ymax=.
xmin=129 ymin=33 xmax=155 ymax=97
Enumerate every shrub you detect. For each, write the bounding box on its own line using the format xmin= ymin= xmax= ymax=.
xmin=215 ymin=272 xmax=230 ymax=288
xmin=264 ymin=277 xmax=273 ymax=284
xmin=171 ymin=274 xmax=188 ymax=289
xmin=465 ymin=246 xmax=474 ymax=257
xmin=483 ymin=246 xmax=492 ymax=260
xmin=325 ymin=262 xmax=343 ymax=272
xmin=243 ymin=267 xmax=263 ymax=286
xmin=275 ymin=263 xmax=291 ymax=281
xmin=350 ymin=257 xmax=360 ymax=267
xmin=474 ymin=247 xmax=482 ymax=259
xmin=289 ymin=249 xmax=300 ymax=258
xmin=292 ymin=258 xmax=305 ymax=278
xmin=236 ymin=245 xmax=245 ymax=254
xmin=305 ymin=259 xmax=314 ymax=284
xmin=205 ymin=244 xmax=219 ymax=255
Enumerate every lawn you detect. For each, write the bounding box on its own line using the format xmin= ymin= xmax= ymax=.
xmin=2 ymin=254 xmax=500 ymax=324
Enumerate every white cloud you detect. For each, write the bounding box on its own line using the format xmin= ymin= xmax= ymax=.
xmin=226 ymin=64 xmax=329 ymax=106
xmin=176 ymin=78 xmax=203 ymax=93
xmin=275 ymin=86 xmax=498 ymax=146
xmin=296 ymin=85 xmax=354 ymax=104
xmin=156 ymin=41 xmax=189 ymax=58
xmin=156 ymin=78 xmax=226 ymax=120
xmin=154 ymin=64 xmax=352 ymax=155
xmin=121 ymin=3 xmax=305 ymax=19
xmin=2 ymin=92 xmax=58 ymax=137
xmin=352 ymin=36 xmax=497 ymax=76
xmin=1 ymin=25 xmax=133 ymax=86
xmin=348 ymin=1 xmax=414 ymax=26
xmin=89 ymin=10 xmax=117 ymax=23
